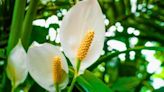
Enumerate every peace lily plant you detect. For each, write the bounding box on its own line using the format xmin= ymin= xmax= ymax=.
xmin=6 ymin=40 xmax=28 ymax=92
xmin=27 ymin=43 xmax=69 ymax=92
xmin=6 ymin=41 xmax=68 ymax=92
xmin=60 ymin=0 xmax=105 ymax=91
xmin=6 ymin=0 xmax=104 ymax=92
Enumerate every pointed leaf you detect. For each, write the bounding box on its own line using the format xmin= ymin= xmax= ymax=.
xmin=76 ymin=71 xmax=113 ymax=92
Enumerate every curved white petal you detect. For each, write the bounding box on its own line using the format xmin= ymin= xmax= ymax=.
xmin=6 ymin=40 xmax=28 ymax=87
xmin=27 ymin=43 xmax=68 ymax=91
xmin=60 ymin=0 xmax=105 ymax=74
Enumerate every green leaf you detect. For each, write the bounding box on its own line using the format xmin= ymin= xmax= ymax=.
xmin=76 ymin=71 xmax=113 ymax=92
xmin=29 ymin=83 xmax=46 ymax=92
xmin=7 ymin=0 xmax=26 ymax=55
xmin=154 ymin=87 xmax=164 ymax=92
xmin=21 ymin=0 xmax=39 ymax=50
xmin=0 ymin=49 xmax=5 ymax=58
xmin=112 ymin=77 xmax=140 ymax=92
xmin=49 ymin=24 xmax=59 ymax=30
xmin=30 ymin=26 xmax=48 ymax=44
xmin=152 ymin=67 xmax=164 ymax=78
xmin=89 ymin=46 xmax=164 ymax=70
xmin=140 ymin=86 xmax=153 ymax=92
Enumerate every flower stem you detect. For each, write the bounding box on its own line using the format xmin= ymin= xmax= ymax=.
xmin=55 ymin=83 xmax=60 ymax=92
xmin=68 ymin=75 xmax=77 ymax=92
xmin=76 ymin=59 xmax=81 ymax=73
xmin=21 ymin=0 xmax=39 ymax=50
xmin=11 ymin=85 xmax=15 ymax=92
xmin=7 ymin=0 xmax=26 ymax=55
xmin=68 ymin=59 xmax=81 ymax=92
xmin=11 ymin=88 xmax=14 ymax=92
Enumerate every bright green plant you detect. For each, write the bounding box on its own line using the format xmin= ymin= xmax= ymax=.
xmin=0 ymin=0 xmax=164 ymax=92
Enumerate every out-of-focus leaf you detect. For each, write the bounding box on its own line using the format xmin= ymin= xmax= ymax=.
xmin=29 ymin=82 xmax=46 ymax=92
xmin=152 ymin=67 xmax=164 ymax=78
xmin=154 ymin=52 xmax=164 ymax=63
xmin=49 ymin=24 xmax=59 ymax=30
xmin=107 ymin=7 xmax=115 ymax=25
xmin=154 ymin=87 xmax=164 ymax=92
xmin=30 ymin=26 xmax=48 ymax=44
xmin=119 ymin=63 xmax=137 ymax=76
xmin=76 ymin=71 xmax=113 ymax=92
xmin=140 ymin=86 xmax=152 ymax=92
xmin=89 ymin=46 xmax=164 ymax=70
xmin=0 ymin=49 xmax=5 ymax=58
xmin=111 ymin=77 xmax=140 ymax=92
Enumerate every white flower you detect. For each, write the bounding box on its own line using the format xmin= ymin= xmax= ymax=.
xmin=6 ymin=40 xmax=28 ymax=88
xmin=60 ymin=0 xmax=105 ymax=74
xmin=27 ymin=43 xmax=68 ymax=91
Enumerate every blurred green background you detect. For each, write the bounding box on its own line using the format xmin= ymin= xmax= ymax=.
xmin=0 ymin=0 xmax=164 ymax=92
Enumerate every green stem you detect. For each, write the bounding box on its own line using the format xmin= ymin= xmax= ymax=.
xmin=55 ymin=83 xmax=60 ymax=92
xmin=7 ymin=0 xmax=26 ymax=55
xmin=68 ymin=59 xmax=81 ymax=92
xmin=11 ymin=88 xmax=14 ymax=92
xmin=76 ymin=59 xmax=81 ymax=73
xmin=11 ymin=85 xmax=15 ymax=92
xmin=68 ymin=75 xmax=77 ymax=92
xmin=0 ymin=72 xmax=6 ymax=92
xmin=21 ymin=0 xmax=39 ymax=50
xmin=23 ymin=81 xmax=34 ymax=92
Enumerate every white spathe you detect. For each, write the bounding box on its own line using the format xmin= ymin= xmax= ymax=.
xmin=27 ymin=43 xmax=68 ymax=91
xmin=60 ymin=0 xmax=105 ymax=74
xmin=6 ymin=41 xmax=28 ymax=87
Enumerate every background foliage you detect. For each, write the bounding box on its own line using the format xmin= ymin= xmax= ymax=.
xmin=0 ymin=0 xmax=164 ymax=92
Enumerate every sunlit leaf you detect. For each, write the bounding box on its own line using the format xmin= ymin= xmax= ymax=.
xmin=112 ymin=77 xmax=140 ymax=92
xmin=76 ymin=71 xmax=113 ymax=92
